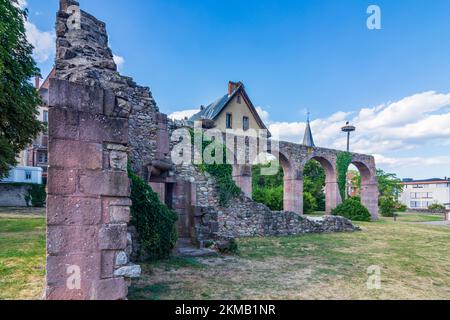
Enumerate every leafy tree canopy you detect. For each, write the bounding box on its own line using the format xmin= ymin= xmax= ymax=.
xmin=0 ymin=0 xmax=44 ymax=178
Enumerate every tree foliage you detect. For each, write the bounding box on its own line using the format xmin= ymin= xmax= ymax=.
xmin=252 ymin=160 xmax=326 ymax=213
xmin=0 ymin=0 xmax=44 ymax=178
xmin=336 ymin=152 xmax=353 ymax=201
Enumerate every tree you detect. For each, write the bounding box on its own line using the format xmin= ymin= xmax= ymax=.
xmin=0 ymin=0 xmax=44 ymax=178
xmin=252 ymin=160 xmax=326 ymax=213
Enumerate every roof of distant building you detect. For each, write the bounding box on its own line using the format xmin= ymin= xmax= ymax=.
xmin=401 ymin=178 xmax=450 ymax=185
xmin=189 ymin=81 xmax=269 ymax=133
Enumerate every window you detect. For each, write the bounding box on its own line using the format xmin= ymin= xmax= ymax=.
xmin=410 ymin=201 xmax=419 ymax=208
xmin=43 ymin=110 xmax=48 ymax=123
xmin=25 ymin=171 xmax=32 ymax=181
xmin=243 ymin=116 xmax=249 ymax=131
xmin=226 ymin=113 xmax=233 ymax=129
xmin=413 ymin=184 xmax=424 ymax=189
xmin=236 ymin=95 xmax=242 ymax=104
xmin=38 ymin=152 xmax=48 ymax=164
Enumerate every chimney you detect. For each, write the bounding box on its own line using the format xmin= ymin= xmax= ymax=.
xmin=228 ymin=81 xmax=241 ymax=96
xmin=35 ymin=75 xmax=40 ymax=89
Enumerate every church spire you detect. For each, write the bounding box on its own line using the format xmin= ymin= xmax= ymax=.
xmin=302 ymin=111 xmax=315 ymax=147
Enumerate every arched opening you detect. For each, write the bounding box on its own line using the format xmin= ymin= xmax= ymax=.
xmin=303 ymin=156 xmax=340 ymax=215
xmin=252 ymin=152 xmax=303 ymax=214
xmin=346 ymin=161 xmax=379 ymax=220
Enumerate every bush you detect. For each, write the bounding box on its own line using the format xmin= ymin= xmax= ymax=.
xmin=253 ymin=185 xmax=283 ymax=211
xmin=24 ymin=184 xmax=46 ymax=207
xmin=332 ymin=198 xmax=371 ymax=222
xmin=395 ymin=202 xmax=407 ymax=212
xmin=379 ymin=196 xmax=397 ymax=217
xmin=303 ymin=191 xmax=318 ymax=214
xmin=428 ymin=204 xmax=446 ymax=213
xmin=129 ymin=169 xmax=178 ymax=261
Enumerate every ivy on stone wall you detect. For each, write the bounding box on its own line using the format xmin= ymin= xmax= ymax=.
xmin=25 ymin=184 xmax=46 ymax=207
xmin=190 ymin=129 xmax=241 ymax=206
xmin=336 ymin=152 xmax=353 ymax=201
xmin=129 ymin=168 xmax=178 ymax=261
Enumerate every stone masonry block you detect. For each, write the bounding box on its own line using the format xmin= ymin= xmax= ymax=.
xmin=49 ymin=78 xmax=105 ymax=114
xmin=78 ymin=113 xmax=129 ymax=144
xmin=46 ymin=252 xmax=101 ymax=287
xmin=79 ymin=171 xmax=130 ymax=197
xmin=47 ymin=196 xmax=102 ymax=226
xmin=91 ymin=278 xmax=128 ymax=300
xmin=47 ymin=226 xmax=98 ymax=255
xmin=49 ymin=107 xmax=80 ymax=140
xmin=98 ymin=224 xmax=128 ymax=250
xmin=100 ymin=250 xmax=115 ymax=279
xmin=49 ymin=139 xmax=103 ymax=170
xmin=47 ymin=168 xmax=77 ymax=195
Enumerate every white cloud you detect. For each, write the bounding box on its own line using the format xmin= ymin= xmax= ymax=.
xmin=113 ymin=55 xmax=125 ymax=72
xmin=14 ymin=0 xmax=27 ymax=9
xmin=14 ymin=0 xmax=55 ymax=63
xmin=375 ymin=154 xmax=450 ymax=168
xmin=255 ymin=106 xmax=270 ymax=124
xmin=24 ymin=21 xmax=56 ymax=63
xmin=169 ymin=109 xmax=199 ymax=120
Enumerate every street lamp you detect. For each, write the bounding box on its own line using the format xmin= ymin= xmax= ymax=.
xmin=341 ymin=122 xmax=356 ymax=152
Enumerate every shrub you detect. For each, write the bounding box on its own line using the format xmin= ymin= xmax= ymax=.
xmin=379 ymin=196 xmax=397 ymax=217
xmin=253 ymin=185 xmax=283 ymax=211
xmin=303 ymin=191 xmax=318 ymax=214
xmin=395 ymin=202 xmax=407 ymax=212
xmin=428 ymin=203 xmax=446 ymax=213
xmin=332 ymin=198 xmax=371 ymax=222
xmin=24 ymin=184 xmax=46 ymax=207
xmin=129 ymin=169 xmax=178 ymax=261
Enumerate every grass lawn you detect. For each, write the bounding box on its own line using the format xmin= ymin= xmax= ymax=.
xmin=130 ymin=212 xmax=450 ymax=300
xmin=1 ymin=209 xmax=449 ymax=300
xmin=0 ymin=208 xmax=45 ymax=300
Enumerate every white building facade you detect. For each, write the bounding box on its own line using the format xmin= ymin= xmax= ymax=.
xmin=399 ymin=179 xmax=450 ymax=210
xmin=1 ymin=167 xmax=43 ymax=185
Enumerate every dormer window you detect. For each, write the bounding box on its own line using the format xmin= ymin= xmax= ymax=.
xmin=226 ymin=113 xmax=233 ymax=129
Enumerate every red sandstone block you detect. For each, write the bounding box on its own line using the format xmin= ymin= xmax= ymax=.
xmin=92 ymin=278 xmax=128 ymax=300
xmin=45 ymin=283 xmax=91 ymax=300
xmin=49 ymin=79 xmax=104 ymax=114
xmin=48 ymin=107 xmax=79 ymax=140
xmin=46 ymin=252 xmax=101 ymax=286
xmin=102 ymin=197 xmax=131 ymax=224
xmin=100 ymin=250 xmax=115 ymax=279
xmin=47 ymin=196 xmax=102 ymax=226
xmin=47 ymin=225 xmax=98 ymax=255
xmin=78 ymin=113 xmax=129 ymax=144
xmin=49 ymin=139 xmax=103 ymax=170
xmin=98 ymin=224 xmax=128 ymax=250
xmin=79 ymin=171 xmax=130 ymax=197
xmin=47 ymin=168 xmax=77 ymax=195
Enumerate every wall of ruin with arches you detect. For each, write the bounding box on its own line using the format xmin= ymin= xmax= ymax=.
xmin=44 ymin=0 xmax=379 ymax=300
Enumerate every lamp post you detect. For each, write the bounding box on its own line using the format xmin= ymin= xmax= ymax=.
xmin=341 ymin=122 xmax=356 ymax=152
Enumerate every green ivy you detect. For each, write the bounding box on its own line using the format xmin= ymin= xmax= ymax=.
xmin=336 ymin=152 xmax=353 ymax=201
xmin=24 ymin=184 xmax=46 ymax=207
xmin=129 ymin=168 xmax=178 ymax=261
xmin=190 ymin=129 xmax=241 ymax=206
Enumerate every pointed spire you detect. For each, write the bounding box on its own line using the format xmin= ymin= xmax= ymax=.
xmin=302 ymin=111 xmax=315 ymax=147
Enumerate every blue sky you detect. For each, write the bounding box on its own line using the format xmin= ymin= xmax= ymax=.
xmin=23 ymin=0 xmax=450 ymax=179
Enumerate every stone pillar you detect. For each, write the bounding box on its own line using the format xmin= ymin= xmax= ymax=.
xmin=361 ymin=183 xmax=379 ymax=220
xmin=284 ymin=178 xmax=303 ymax=215
xmin=325 ymin=180 xmax=341 ymax=214
xmin=232 ymin=165 xmax=253 ymax=199
xmin=45 ymin=79 xmax=137 ymax=300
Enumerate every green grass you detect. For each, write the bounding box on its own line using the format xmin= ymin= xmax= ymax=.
xmin=0 ymin=216 xmax=46 ymax=300
xmin=132 ymin=212 xmax=450 ymax=300
xmin=1 ymin=210 xmax=449 ymax=300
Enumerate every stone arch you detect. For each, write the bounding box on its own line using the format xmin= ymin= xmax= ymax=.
xmin=277 ymin=151 xmax=303 ymax=214
xmin=351 ymin=159 xmax=379 ymax=220
xmin=303 ymin=154 xmax=341 ymax=214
